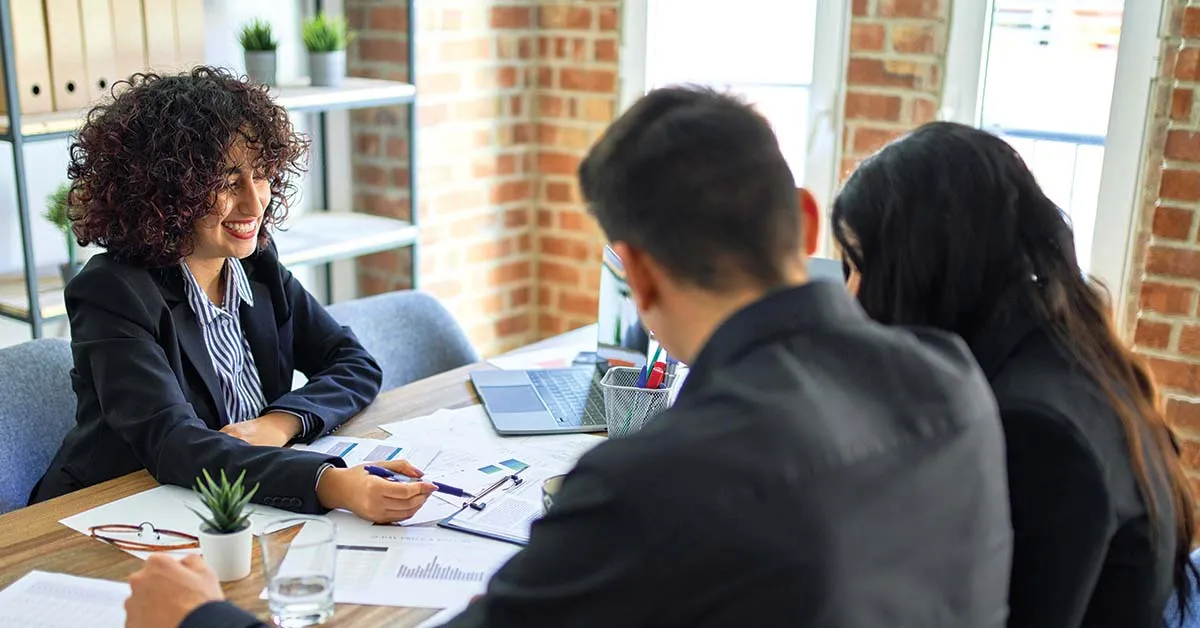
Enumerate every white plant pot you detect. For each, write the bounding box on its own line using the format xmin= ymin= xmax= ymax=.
xmin=198 ymin=523 xmax=252 ymax=582
xmin=244 ymin=51 xmax=277 ymax=86
xmin=309 ymin=50 xmax=346 ymax=87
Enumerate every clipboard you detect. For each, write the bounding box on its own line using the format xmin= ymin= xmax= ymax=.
xmin=436 ymin=470 xmax=536 ymax=546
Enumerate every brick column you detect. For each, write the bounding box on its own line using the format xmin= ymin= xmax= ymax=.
xmin=347 ymin=0 xmax=541 ymax=355
xmin=840 ymin=0 xmax=950 ymax=180
xmin=346 ymin=1 xmax=414 ymax=293
xmin=1129 ymin=0 xmax=1200 ymax=480
xmin=533 ymin=2 xmax=621 ymax=337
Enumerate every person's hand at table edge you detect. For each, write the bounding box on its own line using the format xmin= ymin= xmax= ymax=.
xmin=219 ymin=412 xmax=302 ymax=447
xmin=317 ymin=459 xmax=437 ymax=523
xmin=125 ymin=554 xmax=225 ymax=628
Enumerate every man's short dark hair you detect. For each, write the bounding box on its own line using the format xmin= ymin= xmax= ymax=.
xmin=578 ymin=85 xmax=801 ymax=290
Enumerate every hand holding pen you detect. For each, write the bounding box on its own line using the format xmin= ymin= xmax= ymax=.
xmin=317 ymin=459 xmax=435 ymax=524
xmin=364 ymin=465 xmax=476 ymax=498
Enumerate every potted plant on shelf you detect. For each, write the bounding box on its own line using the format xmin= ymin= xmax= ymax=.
xmin=239 ymin=18 xmax=278 ymax=86
xmin=190 ymin=469 xmax=259 ymax=582
xmin=44 ymin=181 xmax=83 ymax=285
xmin=302 ymin=12 xmax=353 ymax=87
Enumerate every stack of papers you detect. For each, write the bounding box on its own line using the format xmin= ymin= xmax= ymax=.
xmin=0 ymin=571 xmax=129 ymax=628
xmin=377 ymin=405 xmax=606 ymax=546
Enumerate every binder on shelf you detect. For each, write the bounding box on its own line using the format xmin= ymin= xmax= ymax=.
xmin=140 ymin=0 xmax=177 ymax=71
xmin=0 ymin=0 xmax=55 ymax=115
xmin=43 ymin=0 xmax=90 ymax=110
xmin=79 ymin=0 xmax=119 ymax=101
xmin=173 ymin=0 xmax=204 ymax=70
xmin=109 ymin=0 xmax=147 ymax=80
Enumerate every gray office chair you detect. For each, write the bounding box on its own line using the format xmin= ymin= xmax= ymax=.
xmin=1165 ymin=548 xmax=1200 ymax=626
xmin=326 ymin=291 xmax=479 ymax=392
xmin=0 ymin=338 xmax=76 ymax=514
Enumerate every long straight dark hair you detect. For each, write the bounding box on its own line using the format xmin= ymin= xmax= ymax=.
xmin=832 ymin=121 xmax=1196 ymax=620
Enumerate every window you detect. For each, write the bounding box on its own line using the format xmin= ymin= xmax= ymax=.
xmin=620 ymin=0 xmax=850 ymax=255
xmin=943 ymin=0 xmax=1161 ymax=309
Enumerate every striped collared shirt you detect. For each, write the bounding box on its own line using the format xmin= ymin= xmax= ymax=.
xmin=180 ymin=259 xmax=314 ymax=436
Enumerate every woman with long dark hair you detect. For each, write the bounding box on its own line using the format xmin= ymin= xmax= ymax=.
xmin=832 ymin=121 xmax=1195 ymax=627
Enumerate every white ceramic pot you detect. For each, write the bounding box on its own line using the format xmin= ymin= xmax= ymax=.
xmin=243 ymin=51 xmax=277 ymax=86
xmin=198 ymin=523 xmax=252 ymax=582
xmin=309 ymin=50 xmax=346 ymax=87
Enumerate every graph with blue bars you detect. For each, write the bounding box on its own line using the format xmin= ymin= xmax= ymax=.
xmin=396 ymin=555 xmax=485 ymax=582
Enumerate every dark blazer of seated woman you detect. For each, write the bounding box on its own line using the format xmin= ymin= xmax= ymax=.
xmin=32 ymin=242 xmax=379 ymax=513
xmin=29 ymin=67 xmax=436 ymax=524
xmin=832 ymin=121 xmax=1196 ymax=628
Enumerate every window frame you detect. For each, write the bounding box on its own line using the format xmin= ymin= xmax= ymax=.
xmin=941 ymin=0 xmax=1164 ymax=324
xmin=618 ymin=0 xmax=851 ymax=256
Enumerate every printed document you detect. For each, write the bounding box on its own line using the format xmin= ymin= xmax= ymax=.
xmin=0 ymin=571 xmax=129 ymax=628
xmin=293 ymin=434 xmax=438 ymax=471
xmin=322 ymin=511 xmax=518 ymax=608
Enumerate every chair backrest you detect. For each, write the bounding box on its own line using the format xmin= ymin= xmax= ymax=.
xmin=0 ymin=338 xmax=76 ymax=514
xmin=1165 ymin=549 xmax=1200 ymax=627
xmin=325 ymin=291 xmax=479 ymax=392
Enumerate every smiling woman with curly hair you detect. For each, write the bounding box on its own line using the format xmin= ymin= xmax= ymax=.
xmin=31 ymin=67 xmax=436 ymax=525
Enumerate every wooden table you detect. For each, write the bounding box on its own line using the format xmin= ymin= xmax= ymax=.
xmin=0 ymin=327 xmax=595 ymax=627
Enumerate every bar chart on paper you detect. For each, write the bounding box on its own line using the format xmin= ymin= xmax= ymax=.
xmin=396 ymin=555 xmax=486 ymax=583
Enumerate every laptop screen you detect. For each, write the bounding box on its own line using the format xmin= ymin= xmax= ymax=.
xmin=596 ymin=246 xmax=649 ymax=368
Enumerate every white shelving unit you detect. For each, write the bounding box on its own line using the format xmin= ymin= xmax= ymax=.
xmin=0 ymin=74 xmax=419 ymax=333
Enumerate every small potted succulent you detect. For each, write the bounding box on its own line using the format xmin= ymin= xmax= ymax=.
xmin=239 ymin=18 xmax=278 ymax=86
xmin=302 ymin=12 xmax=353 ymax=87
xmin=190 ymin=469 xmax=259 ymax=582
xmin=44 ymin=181 xmax=83 ymax=285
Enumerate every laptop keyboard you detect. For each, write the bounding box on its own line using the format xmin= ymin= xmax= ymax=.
xmin=528 ymin=369 xmax=607 ymax=426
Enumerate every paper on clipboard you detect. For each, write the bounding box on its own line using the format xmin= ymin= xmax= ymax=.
xmin=438 ymin=464 xmax=562 ymax=546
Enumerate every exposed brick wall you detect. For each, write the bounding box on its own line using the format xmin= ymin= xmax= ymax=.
xmin=1129 ymin=0 xmax=1200 ymax=480
xmin=347 ymin=1 xmax=415 ymax=296
xmin=533 ymin=2 xmax=620 ymax=337
xmin=348 ymin=0 xmax=541 ymax=356
xmin=840 ymin=0 xmax=950 ymax=180
xmin=344 ymin=1 xmax=954 ymax=356
xmin=345 ymin=0 xmax=619 ymax=356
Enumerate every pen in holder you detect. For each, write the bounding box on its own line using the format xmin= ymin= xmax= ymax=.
xmin=599 ymin=366 xmax=676 ymax=438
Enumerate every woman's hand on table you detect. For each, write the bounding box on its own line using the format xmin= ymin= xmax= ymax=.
xmin=219 ymin=412 xmax=301 ymax=447
xmin=316 ymin=459 xmax=437 ymax=523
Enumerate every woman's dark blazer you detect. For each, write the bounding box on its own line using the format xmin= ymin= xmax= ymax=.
xmin=30 ymin=242 xmax=383 ymax=513
xmin=969 ymin=308 xmax=1176 ymax=628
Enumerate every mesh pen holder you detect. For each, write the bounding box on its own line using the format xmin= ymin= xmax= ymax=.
xmin=599 ymin=366 xmax=676 ymax=438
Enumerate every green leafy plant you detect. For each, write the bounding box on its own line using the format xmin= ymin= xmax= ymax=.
xmin=238 ymin=19 xmax=278 ymax=52
xmin=43 ymin=182 xmax=77 ymax=265
xmin=190 ymin=469 xmax=259 ymax=534
xmin=301 ymin=12 xmax=353 ymax=52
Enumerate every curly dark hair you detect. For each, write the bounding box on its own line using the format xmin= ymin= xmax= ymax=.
xmin=68 ymin=66 xmax=309 ymax=268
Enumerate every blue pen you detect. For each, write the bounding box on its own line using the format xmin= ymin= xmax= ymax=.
xmin=364 ymin=465 xmax=475 ymax=498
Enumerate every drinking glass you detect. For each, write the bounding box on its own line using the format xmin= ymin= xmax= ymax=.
xmin=259 ymin=516 xmax=336 ymax=628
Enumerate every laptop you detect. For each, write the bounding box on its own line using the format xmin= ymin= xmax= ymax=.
xmin=472 ymin=247 xmax=648 ymax=435
xmin=471 ymin=252 xmax=847 ymax=435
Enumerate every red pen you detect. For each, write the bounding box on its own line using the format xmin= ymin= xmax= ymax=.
xmin=645 ymin=363 xmax=666 ymax=389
